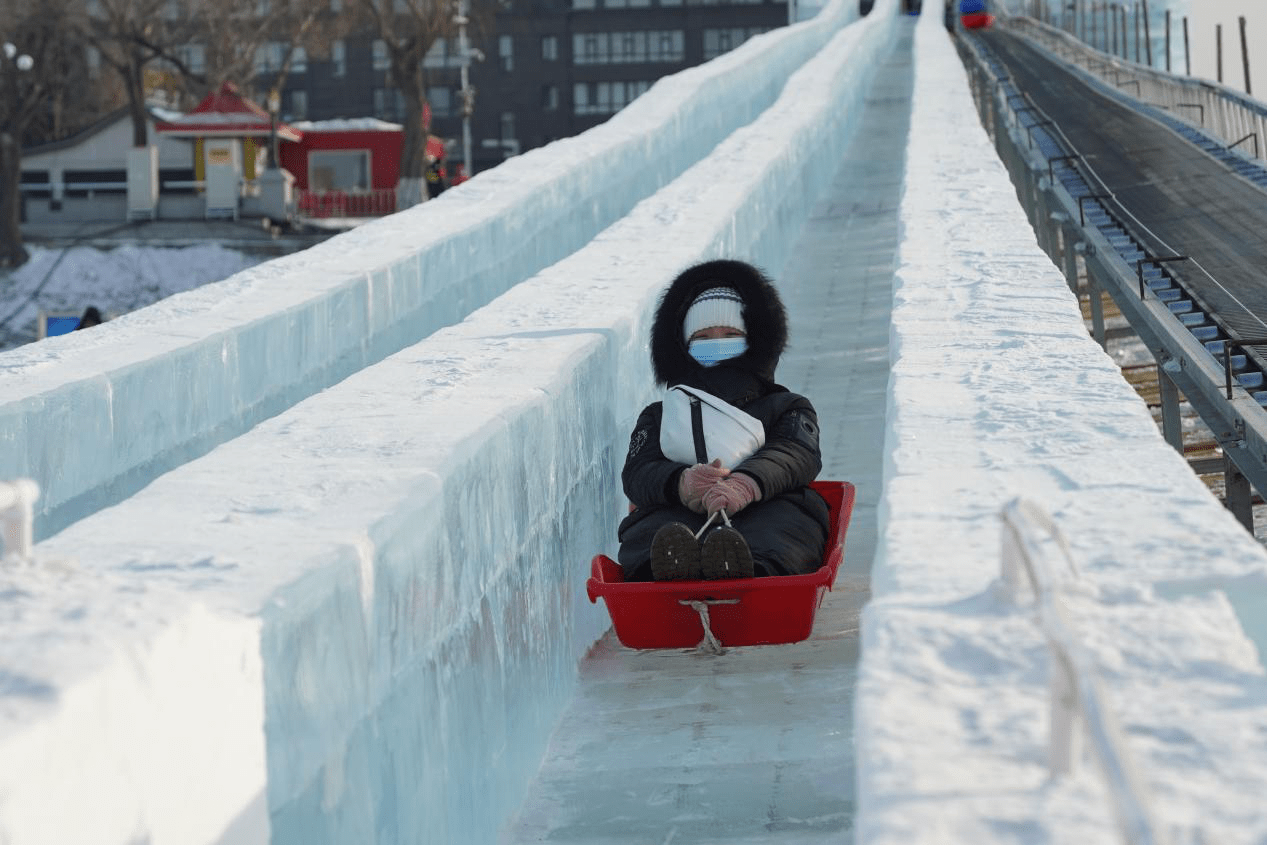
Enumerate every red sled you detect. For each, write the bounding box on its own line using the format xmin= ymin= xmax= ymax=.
xmin=586 ymin=480 xmax=856 ymax=650
xmin=961 ymin=12 xmax=994 ymax=29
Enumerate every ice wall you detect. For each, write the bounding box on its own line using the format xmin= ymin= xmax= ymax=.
xmin=855 ymin=11 xmax=1267 ymax=843
xmin=0 ymin=0 xmax=859 ymax=543
xmin=0 ymin=6 xmax=900 ymax=845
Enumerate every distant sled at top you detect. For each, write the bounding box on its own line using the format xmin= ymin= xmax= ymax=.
xmin=587 ymin=480 xmax=856 ymax=651
xmin=958 ymin=0 xmax=993 ymax=28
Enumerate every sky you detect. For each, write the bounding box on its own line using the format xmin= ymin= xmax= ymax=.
xmin=993 ymin=0 xmax=1266 ymax=95
xmin=4 ymin=3 xmax=1267 ymax=843
xmin=1181 ymin=0 xmax=1266 ymax=95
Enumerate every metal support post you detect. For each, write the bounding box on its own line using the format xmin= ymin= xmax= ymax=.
xmin=1225 ymin=456 xmax=1254 ymax=532
xmin=1157 ymin=364 xmax=1184 ymax=453
xmin=1087 ymin=271 xmax=1107 ymax=350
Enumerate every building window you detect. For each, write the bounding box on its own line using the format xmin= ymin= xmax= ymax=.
xmin=652 ymin=31 xmax=683 ymax=61
xmin=424 ymin=37 xmax=444 ymax=68
xmin=290 ymin=46 xmax=307 ymax=73
xmin=500 ymin=111 xmax=516 ymax=141
xmin=428 ymin=86 xmax=453 ymax=117
xmin=572 ymin=30 xmax=683 ymax=64
xmin=254 ymin=42 xmax=285 ymax=73
xmin=572 ymin=80 xmax=649 ymax=115
xmin=572 ymin=0 xmax=595 ymax=7
xmin=541 ymin=35 xmax=558 ymax=61
xmin=287 ymin=89 xmax=308 ymax=120
xmin=309 ymin=150 xmax=370 ymax=191
xmin=703 ymin=27 xmax=768 ymax=59
xmin=498 ymin=34 xmax=513 ymax=71
xmin=541 ymin=84 xmax=559 ymax=111
xmin=373 ymin=87 xmax=405 ymax=120
xmin=331 ymin=40 xmax=346 ymax=77
xmin=606 ymin=0 xmax=627 ymax=6
xmin=373 ymin=39 xmax=391 ymax=72
xmin=176 ymin=43 xmax=205 ymax=75
xmin=64 ymin=168 xmax=127 ymax=197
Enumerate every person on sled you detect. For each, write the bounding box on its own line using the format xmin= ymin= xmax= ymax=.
xmin=617 ymin=259 xmax=830 ymax=582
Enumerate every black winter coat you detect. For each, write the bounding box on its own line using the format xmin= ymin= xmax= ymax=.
xmin=617 ymin=260 xmax=830 ymax=580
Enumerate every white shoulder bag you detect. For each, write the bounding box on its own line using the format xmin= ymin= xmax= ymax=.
xmin=659 ymin=384 xmax=766 ymax=469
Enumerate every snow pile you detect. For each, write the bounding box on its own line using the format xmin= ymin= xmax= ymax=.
xmin=0 ymin=243 xmax=262 ymax=349
xmin=855 ymin=11 xmax=1267 ymax=844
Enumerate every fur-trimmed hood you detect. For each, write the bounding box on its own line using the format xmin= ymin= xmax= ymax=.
xmin=650 ymin=259 xmax=788 ymax=387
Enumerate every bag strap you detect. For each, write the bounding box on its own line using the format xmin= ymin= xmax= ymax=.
xmin=688 ymin=395 xmax=708 ymax=464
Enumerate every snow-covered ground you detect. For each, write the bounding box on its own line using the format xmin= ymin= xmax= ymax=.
xmin=0 ymin=243 xmax=263 ymax=351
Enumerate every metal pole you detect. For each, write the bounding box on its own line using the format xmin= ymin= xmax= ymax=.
xmin=1135 ymin=1 xmax=1145 ymax=63
xmin=1165 ymin=9 xmax=1171 ymax=72
xmin=1217 ymin=23 xmax=1223 ymax=84
xmin=456 ymin=0 xmax=473 ymax=176
xmin=1119 ymin=5 xmax=1128 ymax=59
xmin=1240 ymin=16 xmax=1253 ymax=96
xmin=1183 ymin=15 xmax=1190 ymax=75
xmin=1142 ymin=0 xmax=1152 ymax=66
xmin=268 ymin=88 xmax=280 ymax=168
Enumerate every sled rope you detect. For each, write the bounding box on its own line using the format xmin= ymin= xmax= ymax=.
xmin=682 ymin=510 xmax=741 ymax=654
xmin=680 ymin=598 xmax=740 ymax=655
xmin=691 ymin=508 xmax=732 ymax=541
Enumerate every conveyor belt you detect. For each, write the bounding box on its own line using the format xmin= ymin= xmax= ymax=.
xmin=981 ymin=29 xmax=1267 ymax=343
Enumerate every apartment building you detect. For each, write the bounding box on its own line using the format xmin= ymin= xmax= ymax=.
xmin=271 ymin=0 xmax=793 ymax=175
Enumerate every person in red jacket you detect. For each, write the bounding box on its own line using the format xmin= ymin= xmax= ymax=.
xmin=617 ymin=260 xmax=830 ymax=582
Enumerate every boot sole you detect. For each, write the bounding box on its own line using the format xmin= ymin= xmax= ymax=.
xmin=700 ymin=526 xmax=754 ymax=579
xmin=650 ymin=522 xmax=702 ymax=581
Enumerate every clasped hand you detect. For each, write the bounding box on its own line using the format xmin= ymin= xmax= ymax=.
xmin=677 ymin=458 xmax=761 ymax=516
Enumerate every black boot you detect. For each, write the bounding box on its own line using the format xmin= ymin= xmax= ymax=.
xmin=700 ymin=525 xmax=754 ymax=579
xmin=650 ymin=522 xmax=702 ymax=581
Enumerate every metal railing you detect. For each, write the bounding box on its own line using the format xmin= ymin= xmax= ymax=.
xmin=957 ymin=28 xmax=1267 ymax=530
xmin=294 ymin=188 xmax=398 ymax=219
xmin=1006 ymin=16 xmax=1267 ymax=173
xmin=1000 ymin=499 xmax=1171 ymax=845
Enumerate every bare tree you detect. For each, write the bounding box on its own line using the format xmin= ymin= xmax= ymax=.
xmin=353 ymin=0 xmax=494 ymax=209
xmin=82 ymin=0 xmax=337 ymax=148
xmin=193 ymin=0 xmax=339 ymax=104
xmin=0 ymin=0 xmax=86 ymax=267
xmin=82 ymin=0 xmax=180 ymax=147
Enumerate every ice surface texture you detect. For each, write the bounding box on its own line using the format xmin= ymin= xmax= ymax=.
xmin=0 ymin=3 xmax=899 ymax=844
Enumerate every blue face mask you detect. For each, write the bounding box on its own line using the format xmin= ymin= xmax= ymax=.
xmin=689 ymin=337 xmax=748 ymax=367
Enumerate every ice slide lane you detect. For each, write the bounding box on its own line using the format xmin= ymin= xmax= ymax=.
xmin=500 ymin=23 xmax=913 ymax=845
xmin=2 ymin=7 xmax=907 ymax=845
xmin=0 ymin=1 xmax=862 ymax=543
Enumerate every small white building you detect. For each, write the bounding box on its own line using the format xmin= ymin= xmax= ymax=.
xmin=20 ymin=106 xmax=200 ymax=224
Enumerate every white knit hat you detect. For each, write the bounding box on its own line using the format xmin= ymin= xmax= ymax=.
xmin=683 ymin=287 xmax=745 ymax=341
